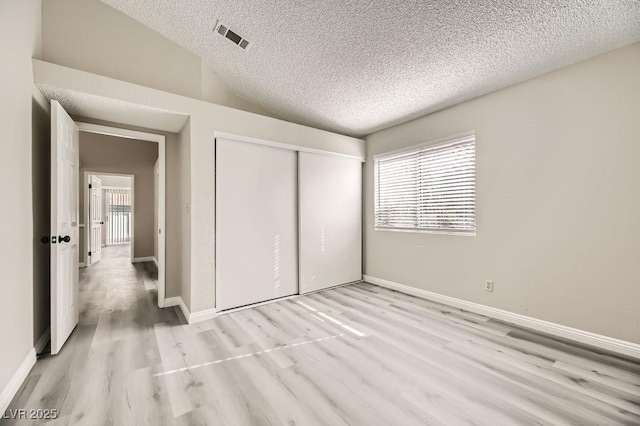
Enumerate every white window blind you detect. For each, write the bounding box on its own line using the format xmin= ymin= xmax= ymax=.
xmin=374 ymin=134 xmax=476 ymax=234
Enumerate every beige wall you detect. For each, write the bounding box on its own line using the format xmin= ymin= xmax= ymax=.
xmin=79 ymin=133 xmax=158 ymax=259
xmin=0 ymin=0 xmax=44 ymax=405
xmin=42 ymin=0 xmax=279 ymax=119
xmin=364 ymin=42 xmax=640 ymax=344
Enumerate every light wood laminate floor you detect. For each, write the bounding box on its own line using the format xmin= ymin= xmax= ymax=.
xmin=4 ymin=245 xmax=640 ymax=425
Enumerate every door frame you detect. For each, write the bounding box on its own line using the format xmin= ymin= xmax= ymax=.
xmin=77 ymin=122 xmax=167 ymax=308
xmin=83 ymin=172 xmax=135 ymax=266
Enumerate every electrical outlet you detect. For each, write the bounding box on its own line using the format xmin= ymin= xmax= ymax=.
xmin=485 ymin=280 xmax=494 ymax=292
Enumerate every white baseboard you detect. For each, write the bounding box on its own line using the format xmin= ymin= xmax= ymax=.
xmin=0 ymin=349 xmax=36 ymax=416
xmin=35 ymin=328 xmax=50 ymax=354
xmin=363 ymin=275 xmax=640 ymax=360
xmin=216 ymin=281 xmax=359 ymax=316
xmin=132 ymin=256 xmax=155 ymax=263
xmin=164 ymin=296 xmax=217 ymax=324
xmin=153 ymin=257 xmax=159 ymax=269
xmin=189 ymin=308 xmax=218 ymax=323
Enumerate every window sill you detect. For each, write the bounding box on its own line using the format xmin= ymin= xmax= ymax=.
xmin=374 ymin=227 xmax=476 ymax=237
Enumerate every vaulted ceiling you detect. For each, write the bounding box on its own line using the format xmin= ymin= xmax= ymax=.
xmin=101 ymin=0 xmax=640 ymax=136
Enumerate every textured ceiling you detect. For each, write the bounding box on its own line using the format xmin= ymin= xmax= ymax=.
xmin=37 ymin=84 xmax=189 ymax=132
xmin=101 ymin=0 xmax=640 ymax=136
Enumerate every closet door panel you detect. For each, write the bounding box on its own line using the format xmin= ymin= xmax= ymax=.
xmin=215 ymin=139 xmax=298 ymax=310
xmin=299 ymin=152 xmax=362 ymax=294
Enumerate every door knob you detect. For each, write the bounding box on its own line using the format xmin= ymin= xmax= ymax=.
xmin=40 ymin=236 xmax=49 ymax=244
xmin=59 ymin=235 xmax=71 ymax=243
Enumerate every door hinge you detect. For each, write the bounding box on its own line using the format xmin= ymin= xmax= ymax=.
xmin=88 ymin=251 xmax=92 ymax=256
xmin=89 ymin=184 xmax=92 ymax=189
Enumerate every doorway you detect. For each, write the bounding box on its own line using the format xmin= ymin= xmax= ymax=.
xmin=82 ymin=172 xmax=134 ymax=267
xmin=77 ymin=123 xmax=167 ymax=308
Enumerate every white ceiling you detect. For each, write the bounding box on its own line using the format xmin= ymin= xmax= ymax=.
xmin=37 ymin=84 xmax=189 ymax=133
xmin=101 ymin=0 xmax=640 ymax=136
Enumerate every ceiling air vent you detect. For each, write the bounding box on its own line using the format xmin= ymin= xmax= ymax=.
xmin=214 ymin=20 xmax=250 ymax=50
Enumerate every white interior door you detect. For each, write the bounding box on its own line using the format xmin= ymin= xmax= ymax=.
xmin=89 ymin=175 xmax=103 ymax=264
xmin=216 ymin=138 xmax=298 ymax=311
xmin=50 ymin=100 xmax=80 ymax=355
xmin=299 ymin=152 xmax=362 ymax=294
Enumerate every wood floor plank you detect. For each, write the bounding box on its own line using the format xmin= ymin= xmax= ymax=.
xmin=5 ymin=245 xmax=639 ymax=425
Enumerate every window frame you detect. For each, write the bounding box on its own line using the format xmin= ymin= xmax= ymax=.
xmin=373 ymin=131 xmax=476 ymax=236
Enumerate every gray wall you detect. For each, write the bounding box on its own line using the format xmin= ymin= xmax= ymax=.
xmin=79 ymin=133 xmax=158 ymax=259
xmin=365 ymin=42 xmax=640 ymax=344
xmin=0 ymin=0 xmax=45 ymax=403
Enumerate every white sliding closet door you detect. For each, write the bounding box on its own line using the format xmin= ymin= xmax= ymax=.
xmin=216 ymin=138 xmax=298 ymax=311
xmin=299 ymin=152 xmax=362 ymax=294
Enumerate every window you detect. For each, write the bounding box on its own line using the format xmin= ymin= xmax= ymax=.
xmin=374 ymin=133 xmax=476 ymax=234
xmin=105 ymin=188 xmax=133 ymax=245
